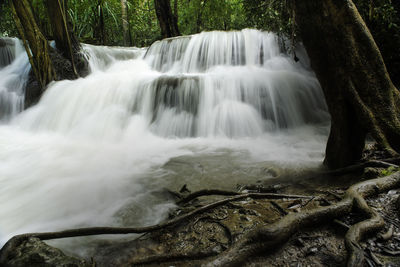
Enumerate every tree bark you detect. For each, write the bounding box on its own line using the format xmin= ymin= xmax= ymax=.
xmin=154 ymin=0 xmax=180 ymax=38
xmin=45 ymin=0 xmax=80 ymax=77
xmin=10 ymin=0 xmax=55 ymax=89
xmin=294 ymin=0 xmax=400 ymax=169
xmin=11 ymin=0 xmax=87 ymax=108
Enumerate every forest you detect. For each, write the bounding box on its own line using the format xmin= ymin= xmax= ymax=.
xmin=0 ymin=0 xmax=400 ymax=266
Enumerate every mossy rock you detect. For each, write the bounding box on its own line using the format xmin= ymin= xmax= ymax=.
xmin=5 ymin=237 xmax=90 ymax=267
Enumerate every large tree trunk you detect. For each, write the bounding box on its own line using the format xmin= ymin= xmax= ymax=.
xmin=154 ymin=0 xmax=180 ymax=38
xmin=294 ymin=0 xmax=400 ymax=169
xmin=45 ymin=0 xmax=81 ymax=77
xmin=10 ymin=0 xmax=55 ymax=88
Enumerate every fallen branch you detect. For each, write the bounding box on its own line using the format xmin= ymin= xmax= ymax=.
xmin=0 ymin=192 xmax=309 ymax=264
xmin=203 ymin=171 xmax=400 ymax=267
xmin=178 ymin=190 xmax=309 ymax=204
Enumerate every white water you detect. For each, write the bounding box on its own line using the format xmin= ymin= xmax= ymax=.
xmin=0 ymin=38 xmax=30 ymax=121
xmin=0 ymin=29 xmax=329 ymax=249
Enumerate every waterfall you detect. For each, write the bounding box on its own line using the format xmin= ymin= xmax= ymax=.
xmin=0 ymin=30 xmax=330 ymax=250
xmin=14 ymin=29 xmax=328 ymax=138
xmin=0 ymin=38 xmax=30 ymax=121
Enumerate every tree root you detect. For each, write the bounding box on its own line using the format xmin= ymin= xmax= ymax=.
xmin=0 ymin=192 xmax=309 ymax=264
xmin=318 ymin=158 xmax=399 ymax=176
xmin=178 ymin=190 xmax=239 ymax=204
xmin=203 ymin=171 xmax=400 ymax=267
xmin=2 ymin=169 xmax=399 ymax=266
xmin=178 ymin=190 xmax=310 ymax=204
xmin=128 ymin=251 xmax=218 ymax=266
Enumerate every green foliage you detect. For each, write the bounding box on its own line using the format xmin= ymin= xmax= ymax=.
xmin=178 ymin=0 xmax=248 ymax=34
xmin=381 ymin=166 xmax=399 ymax=176
xmin=241 ymin=0 xmax=292 ymax=34
xmin=0 ymin=1 xmax=18 ymax=37
xmin=128 ymin=0 xmax=160 ymax=46
xmin=67 ymin=0 xmax=122 ymax=45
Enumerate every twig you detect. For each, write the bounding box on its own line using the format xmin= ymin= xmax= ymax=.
xmin=270 ymin=201 xmax=288 ymax=216
xmin=333 ymin=219 xmax=350 ymax=230
xmin=301 ymin=196 xmax=315 ymax=208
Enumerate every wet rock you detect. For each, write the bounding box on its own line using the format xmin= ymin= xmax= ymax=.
xmin=24 ymin=72 xmax=42 ymax=109
xmin=24 ymin=47 xmax=88 ymax=109
xmin=5 ymin=237 xmax=90 ymax=267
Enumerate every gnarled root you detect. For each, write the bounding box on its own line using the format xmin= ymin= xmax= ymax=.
xmin=204 ymin=171 xmax=400 ymax=267
xmin=0 ymin=192 xmax=308 ymax=265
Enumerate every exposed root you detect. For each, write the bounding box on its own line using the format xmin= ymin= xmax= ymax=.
xmin=318 ymin=158 xmax=399 ymax=177
xmin=203 ymin=171 xmax=400 ymax=267
xmin=178 ymin=190 xmax=309 ymax=204
xmin=129 ymin=251 xmax=217 ymax=266
xmin=178 ymin=190 xmax=239 ymax=204
xmin=0 ymin=192 xmax=308 ymax=264
xmin=345 ymin=189 xmax=385 ymax=267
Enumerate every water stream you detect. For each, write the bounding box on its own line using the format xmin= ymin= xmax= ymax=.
xmin=0 ymin=30 xmax=330 ymax=253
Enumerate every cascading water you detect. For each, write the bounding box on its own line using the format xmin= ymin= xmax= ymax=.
xmin=0 ymin=29 xmax=329 ymax=253
xmin=0 ymin=38 xmax=30 ymax=121
xmin=144 ymin=30 xmax=328 ymax=137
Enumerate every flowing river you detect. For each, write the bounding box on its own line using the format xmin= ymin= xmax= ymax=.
xmin=0 ymin=29 xmax=329 ymax=253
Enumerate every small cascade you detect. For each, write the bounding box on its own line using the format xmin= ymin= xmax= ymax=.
xmin=0 ymin=38 xmax=30 ymax=121
xmin=82 ymin=44 xmax=146 ymax=72
xmin=0 ymin=38 xmax=16 ymax=68
xmin=144 ymin=29 xmax=329 ymax=137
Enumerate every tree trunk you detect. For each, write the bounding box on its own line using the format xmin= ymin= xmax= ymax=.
xmin=45 ymin=0 xmax=80 ymax=77
xmin=154 ymin=0 xmax=180 ymax=38
xmin=94 ymin=0 xmax=106 ymax=45
xmin=195 ymin=0 xmax=207 ymax=33
xmin=121 ymin=0 xmax=131 ymax=46
xmin=294 ymin=0 xmax=400 ymax=169
xmin=10 ymin=0 xmax=55 ymax=88
xmin=173 ymin=0 xmax=178 ymax=22
xmin=11 ymin=0 xmax=87 ymax=108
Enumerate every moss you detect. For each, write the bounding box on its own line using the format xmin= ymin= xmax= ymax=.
xmin=380 ymin=166 xmax=399 ymax=177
